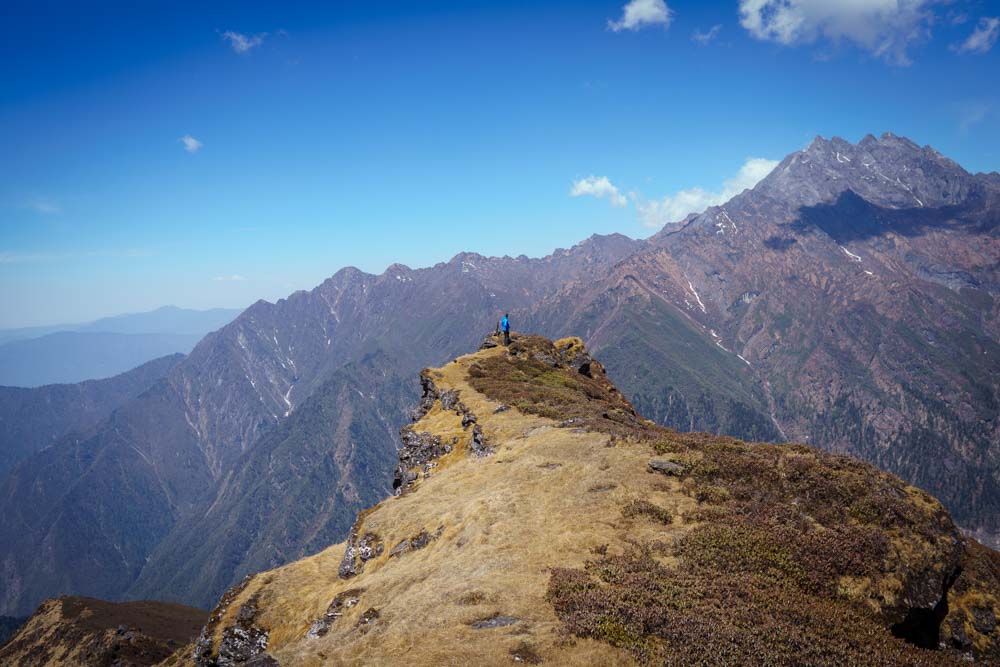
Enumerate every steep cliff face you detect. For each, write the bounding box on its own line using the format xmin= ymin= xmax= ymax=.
xmin=188 ymin=336 xmax=1000 ymax=666
xmin=0 ymin=597 xmax=205 ymax=666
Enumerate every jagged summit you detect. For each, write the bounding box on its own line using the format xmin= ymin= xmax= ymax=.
xmin=187 ymin=335 xmax=1000 ymax=666
xmin=755 ymin=132 xmax=981 ymax=210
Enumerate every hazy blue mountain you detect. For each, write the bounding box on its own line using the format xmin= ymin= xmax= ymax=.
xmin=0 ymin=353 xmax=183 ymax=479
xmin=0 ymin=306 xmax=242 ymax=345
xmin=75 ymin=306 xmax=243 ymax=336
xmin=0 ymin=306 xmax=242 ymax=387
xmin=0 ymin=332 xmax=199 ymax=387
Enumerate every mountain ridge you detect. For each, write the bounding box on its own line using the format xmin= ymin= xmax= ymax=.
xmin=185 ymin=334 xmax=1000 ymax=665
xmin=0 ymin=131 xmax=996 ymax=621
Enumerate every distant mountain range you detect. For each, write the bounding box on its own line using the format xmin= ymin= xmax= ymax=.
xmin=0 ymin=354 xmax=182 ymax=480
xmin=0 ymin=132 xmax=996 ymax=619
xmin=0 ymin=306 xmax=242 ymax=386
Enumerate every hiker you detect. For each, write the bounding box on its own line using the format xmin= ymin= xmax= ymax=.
xmin=501 ymin=313 xmax=510 ymax=346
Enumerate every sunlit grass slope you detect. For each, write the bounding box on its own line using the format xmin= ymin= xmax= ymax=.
xmin=184 ymin=335 xmax=1000 ymax=666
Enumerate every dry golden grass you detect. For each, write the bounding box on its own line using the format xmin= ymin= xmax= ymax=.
xmin=2 ymin=597 xmax=204 ymax=667
xmin=186 ymin=346 xmax=702 ymax=666
xmin=182 ymin=339 xmax=1000 ymax=666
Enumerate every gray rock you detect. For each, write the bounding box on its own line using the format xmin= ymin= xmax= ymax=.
xmin=215 ymin=595 xmax=269 ymax=666
xmin=648 ymin=460 xmax=686 ymax=476
xmin=468 ymin=614 xmax=519 ymax=630
xmin=394 ymin=428 xmax=449 ymax=493
xmin=469 ymin=425 xmax=492 ymax=457
xmin=439 ymin=390 xmax=460 ymax=411
xmin=355 ymin=607 xmax=380 ymax=633
xmin=307 ymin=588 xmax=365 ymax=639
xmin=339 ymin=523 xmax=384 ymax=579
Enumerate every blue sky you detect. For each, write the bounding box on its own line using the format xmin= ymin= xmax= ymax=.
xmin=1 ymin=0 xmax=998 ymax=327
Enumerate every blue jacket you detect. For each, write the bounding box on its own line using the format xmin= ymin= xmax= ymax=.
xmin=501 ymin=316 xmax=509 ymax=332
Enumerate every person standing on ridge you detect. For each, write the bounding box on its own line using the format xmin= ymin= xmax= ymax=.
xmin=501 ymin=313 xmax=510 ymax=346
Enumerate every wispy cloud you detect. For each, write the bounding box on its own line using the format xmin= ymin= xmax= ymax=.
xmin=0 ymin=248 xmax=153 ymax=264
xmin=952 ymin=16 xmax=1000 ymax=54
xmin=222 ymin=30 xmax=266 ymax=54
xmin=957 ymin=102 xmax=991 ymax=134
xmin=570 ymin=176 xmax=628 ymax=208
xmin=23 ymin=197 xmax=61 ymax=215
xmin=608 ymin=0 xmax=673 ymax=32
xmin=212 ymin=274 xmax=247 ymax=282
xmin=692 ymin=24 xmax=722 ymax=45
xmin=630 ymin=157 xmax=779 ymax=228
xmin=737 ymin=0 xmax=937 ymax=65
xmin=180 ymin=135 xmax=203 ymax=153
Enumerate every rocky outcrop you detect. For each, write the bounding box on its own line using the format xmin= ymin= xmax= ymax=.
xmin=338 ymin=520 xmax=384 ymax=580
xmin=306 ymin=589 xmax=365 ymax=639
xmin=393 ymin=368 xmax=490 ymax=493
xmin=195 ymin=575 xmax=254 ymax=667
xmin=393 ymin=429 xmax=450 ymax=493
xmin=389 ymin=526 xmax=444 ymax=558
xmin=215 ymin=595 xmax=272 ymax=667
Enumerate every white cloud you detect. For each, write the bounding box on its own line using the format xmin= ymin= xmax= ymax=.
xmin=24 ymin=197 xmax=61 ymax=214
xmin=180 ymin=135 xmax=203 ymax=153
xmin=213 ymin=274 xmax=247 ymax=282
xmin=737 ymin=0 xmax=937 ymax=65
xmin=631 ymin=157 xmax=779 ymax=228
xmin=570 ymin=176 xmax=628 ymax=208
xmin=953 ymin=17 xmax=999 ymax=54
xmin=222 ymin=30 xmax=266 ymax=54
xmin=692 ymin=24 xmax=722 ymax=45
xmin=958 ymin=102 xmax=990 ymax=133
xmin=608 ymin=0 xmax=673 ymax=32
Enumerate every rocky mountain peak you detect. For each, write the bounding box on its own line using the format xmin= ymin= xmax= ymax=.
xmin=756 ymin=132 xmax=977 ymax=211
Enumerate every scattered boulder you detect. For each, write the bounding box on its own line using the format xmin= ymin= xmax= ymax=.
xmin=469 ymin=425 xmax=492 ymax=457
xmin=390 ymin=526 xmax=445 ymax=558
xmin=469 ymin=614 xmax=519 ymax=630
xmin=411 ymin=372 xmax=440 ymax=421
xmin=479 ymin=334 xmax=500 ymax=350
xmin=355 ymin=608 xmax=380 ymax=634
xmin=648 ymin=459 xmax=686 ymax=476
xmin=338 ymin=522 xmax=384 ymax=579
xmin=510 ymin=641 xmax=543 ymax=664
xmin=587 ymin=482 xmax=617 ymax=493
xmin=307 ymin=589 xmax=365 ymax=639
xmin=493 ymin=404 xmax=511 ymax=414
xmin=439 ymin=389 xmax=460 ymax=412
